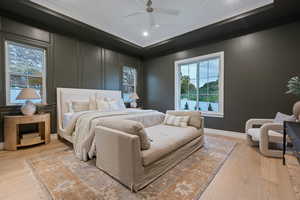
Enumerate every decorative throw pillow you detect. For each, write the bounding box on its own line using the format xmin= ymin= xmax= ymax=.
xmin=99 ymin=119 xmax=151 ymax=150
xmin=118 ymin=98 xmax=127 ymax=110
xmin=163 ymin=114 xmax=190 ymax=127
xmin=72 ymin=101 xmax=90 ymax=112
xmin=96 ymin=99 xmax=111 ymax=112
xmin=104 ymin=97 xmax=126 ymax=111
xmin=67 ymin=101 xmax=74 ymax=113
xmin=89 ymin=95 xmax=97 ymax=110
xmin=274 ymin=112 xmax=296 ymax=123
xmin=107 ymin=100 xmax=121 ymax=111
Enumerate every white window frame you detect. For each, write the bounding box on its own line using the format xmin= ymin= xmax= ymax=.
xmin=5 ymin=40 xmax=47 ymax=105
xmin=174 ymin=51 xmax=224 ymax=118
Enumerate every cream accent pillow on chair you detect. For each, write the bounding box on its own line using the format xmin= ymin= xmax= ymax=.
xmin=163 ymin=114 xmax=190 ymax=127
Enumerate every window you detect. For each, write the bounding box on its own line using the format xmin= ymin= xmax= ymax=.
xmin=122 ymin=66 xmax=137 ymax=102
xmin=175 ymin=52 xmax=224 ymax=117
xmin=5 ymin=41 xmax=46 ymax=105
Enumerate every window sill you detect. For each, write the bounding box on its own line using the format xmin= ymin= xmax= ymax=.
xmin=201 ymin=112 xmax=224 ymax=118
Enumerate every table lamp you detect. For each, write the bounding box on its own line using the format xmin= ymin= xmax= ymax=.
xmin=16 ymin=88 xmax=40 ymax=116
xmin=130 ymin=93 xmax=139 ymax=108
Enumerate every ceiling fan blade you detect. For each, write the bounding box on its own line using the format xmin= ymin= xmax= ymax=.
xmin=153 ymin=8 xmax=180 ymax=16
xmin=124 ymin=10 xmax=146 ymax=18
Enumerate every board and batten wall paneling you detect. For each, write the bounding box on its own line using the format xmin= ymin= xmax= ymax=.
xmin=143 ymin=21 xmax=300 ymax=133
xmin=0 ymin=16 xmax=143 ymax=143
xmin=103 ymin=48 xmax=121 ymax=90
xmin=53 ymin=34 xmax=79 ymax=90
xmin=78 ymin=41 xmax=103 ymax=89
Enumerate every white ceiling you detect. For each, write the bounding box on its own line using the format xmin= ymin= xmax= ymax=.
xmin=30 ymin=0 xmax=273 ymax=47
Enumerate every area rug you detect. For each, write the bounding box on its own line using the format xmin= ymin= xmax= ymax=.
xmin=286 ymin=156 xmax=300 ymax=200
xmin=27 ymin=136 xmax=236 ymax=200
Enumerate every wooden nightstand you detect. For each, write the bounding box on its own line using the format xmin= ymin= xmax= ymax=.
xmin=4 ymin=113 xmax=51 ymax=150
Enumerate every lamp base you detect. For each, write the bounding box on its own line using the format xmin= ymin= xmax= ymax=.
xmin=21 ymin=100 xmax=36 ymax=116
xmin=130 ymin=101 xmax=137 ymax=108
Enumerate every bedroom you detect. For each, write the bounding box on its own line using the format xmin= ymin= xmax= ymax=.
xmin=0 ymin=0 xmax=300 ymax=199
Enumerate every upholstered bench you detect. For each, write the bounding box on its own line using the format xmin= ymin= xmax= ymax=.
xmin=94 ymin=110 xmax=204 ymax=192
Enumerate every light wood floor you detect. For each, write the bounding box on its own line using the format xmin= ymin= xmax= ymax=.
xmin=0 ymin=133 xmax=298 ymax=200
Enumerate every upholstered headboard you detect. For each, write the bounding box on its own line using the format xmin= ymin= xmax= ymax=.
xmin=56 ymin=88 xmax=122 ymax=132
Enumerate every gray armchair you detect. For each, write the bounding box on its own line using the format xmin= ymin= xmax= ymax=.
xmin=245 ymin=118 xmax=286 ymax=157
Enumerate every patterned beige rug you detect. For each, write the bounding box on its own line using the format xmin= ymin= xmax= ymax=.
xmin=27 ymin=136 xmax=236 ymax=200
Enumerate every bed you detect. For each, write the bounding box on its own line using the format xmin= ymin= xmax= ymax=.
xmin=56 ymin=88 xmax=165 ymax=161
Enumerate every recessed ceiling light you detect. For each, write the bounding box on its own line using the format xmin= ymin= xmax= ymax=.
xmin=143 ymin=31 xmax=149 ymax=37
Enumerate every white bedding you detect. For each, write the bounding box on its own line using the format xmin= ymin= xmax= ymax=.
xmin=63 ymin=109 xmax=165 ymax=161
xmin=62 ymin=108 xmax=145 ymax=128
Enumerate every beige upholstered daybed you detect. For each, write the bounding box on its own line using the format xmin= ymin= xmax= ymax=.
xmin=95 ymin=110 xmax=204 ymax=192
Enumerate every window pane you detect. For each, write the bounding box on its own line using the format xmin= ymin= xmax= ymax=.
xmin=8 ymin=42 xmax=44 ymax=74
xmin=208 ymin=58 xmax=219 ymax=77
xmin=199 ymin=61 xmax=208 ymax=78
xmin=7 ymin=41 xmax=46 ymax=104
xmin=207 ymin=77 xmax=219 ymax=95
xmin=180 ymin=65 xmax=189 ymax=76
xmin=180 ymin=75 xmax=189 ymax=100
xmin=188 ymin=63 xmax=197 ymax=79
xmin=199 ymin=95 xmax=209 ymax=111
xmin=122 ymin=66 xmax=137 ymax=102
xmin=199 ymin=78 xmax=208 ymax=95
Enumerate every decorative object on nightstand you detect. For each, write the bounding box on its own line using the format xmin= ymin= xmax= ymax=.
xmin=4 ymin=113 xmax=51 ymax=150
xmin=130 ymin=92 xmax=139 ymax=108
xmin=286 ymin=76 xmax=300 ymax=121
xmin=16 ymin=88 xmax=40 ymax=116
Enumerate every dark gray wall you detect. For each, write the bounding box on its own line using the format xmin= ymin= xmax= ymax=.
xmin=143 ymin=21 xmax=300 ymax=132
xmin=0 ymin=17 xmax=142 ymax=142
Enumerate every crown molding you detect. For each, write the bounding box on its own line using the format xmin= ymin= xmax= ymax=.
xmin=0 ymin=0 xmax=299 ymax=58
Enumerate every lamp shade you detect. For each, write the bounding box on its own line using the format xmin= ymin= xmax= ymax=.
xmin=130 ymin=93 xmax=139 ymax=100
xmin=16 ymin=88 xmax=40 ymax=100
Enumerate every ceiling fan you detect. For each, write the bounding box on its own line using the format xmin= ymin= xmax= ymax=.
xmin=124 ymin=0 xmax=180 ymax=28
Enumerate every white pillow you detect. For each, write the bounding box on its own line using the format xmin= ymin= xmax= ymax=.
xmin=89 ymin=95 xmax=97 ymax=110
xmin=107 ymin=100 xmax=121 ymax=111
xmin=96 ymin=99 xmax=111 ymax=112
xmin=67 ymin=101 xmax=74 ymax=113
xmin=105 ymin=97 xmax=126 ymax=111
xmin=163 ymin=114 xmax=190 ymax=127
xmin=72 ymin=100 xmax=90 ymax=112
xmin=274 ymin=112 xmax=296 ymax=123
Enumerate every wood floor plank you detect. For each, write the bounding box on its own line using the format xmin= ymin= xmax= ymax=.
xmin=0 ymin=133 xmax=297 ymax=200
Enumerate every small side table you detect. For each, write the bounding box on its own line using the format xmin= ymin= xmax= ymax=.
xmin=4 ymin=113 xmax=51 ymax=150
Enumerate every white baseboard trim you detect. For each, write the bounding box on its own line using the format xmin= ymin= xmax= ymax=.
xmin=0 ymin=142 xmax=4 ymax=150
xmin=204 ymin=128 xmax=246 ymax=140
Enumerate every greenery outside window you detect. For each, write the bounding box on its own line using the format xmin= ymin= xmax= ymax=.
xmin=175 ymin=52 xmax=224 ymax=117
xmin=122 ymin=66 xmax=137 ymax=103
xmin=5 ymin=41 xmax=46 ymax=105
